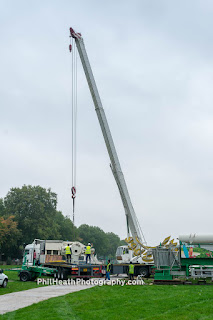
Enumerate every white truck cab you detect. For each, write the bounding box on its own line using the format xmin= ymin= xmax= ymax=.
xmin=23 ymin=239 xmax=42 ymax=265
xmin=0 ymin=269 xmax=8 ymax=288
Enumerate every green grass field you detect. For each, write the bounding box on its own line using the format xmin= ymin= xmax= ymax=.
xmin=1 ymin=284 xmax=213 ymax=320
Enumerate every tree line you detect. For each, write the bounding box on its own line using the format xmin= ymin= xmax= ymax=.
xmin=0 ymin=185 xmax=124 ymax=261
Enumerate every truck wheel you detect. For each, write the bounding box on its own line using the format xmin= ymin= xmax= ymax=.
xmin=57 ymin=268 xmax=63 ymax=280
xmin=20 ymin=271 xmax=31 ymax=282
xmin=138 ymin=267 xmax=149 ymax=278
xmin=58 ymin=268 xmax=68 ymax=281
xmin=2 ymin=279 xmax=8 ymax=288
xmin=57 ymin=268 xmax=67 ymax=280
xmin=61 ymin=269 xmax=68 ymax=280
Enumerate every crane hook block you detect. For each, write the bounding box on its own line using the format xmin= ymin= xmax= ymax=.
xmin=71 ymin=186 xmax=76 ymax=199
xmin=69 ymin=44 xmax=72 ymax=52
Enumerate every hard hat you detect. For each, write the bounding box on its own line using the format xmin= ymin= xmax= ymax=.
xmin=88 ymin=243 xmax=91 ymax=246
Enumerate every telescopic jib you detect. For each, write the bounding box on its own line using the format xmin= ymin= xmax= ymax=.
xmin=69 ymin=27 xmax=146 ymax=246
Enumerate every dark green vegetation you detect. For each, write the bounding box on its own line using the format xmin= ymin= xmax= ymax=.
xmin=0 ymin=185 xmax=124 ymax=261
xmin=78 ymin=224 xmax=124 ymax=258
xmin=1 ymin=285 xmax=213 ymax=319
xmin=0 ymin=266 xmax=44 ymax=295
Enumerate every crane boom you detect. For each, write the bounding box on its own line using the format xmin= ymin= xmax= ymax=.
xmin=70 ymin=28 xmax=145 ymax=245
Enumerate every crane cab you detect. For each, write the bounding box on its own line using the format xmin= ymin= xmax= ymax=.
xmin=116 ymin=245 xmax=132 ymax=263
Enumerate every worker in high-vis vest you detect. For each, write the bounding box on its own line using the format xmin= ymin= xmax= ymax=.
xmin=65 ymin=244 xmax=71 ymax=263
xmin=106 ymin=259 xmax=111 ymax=280
xmin=85 ymin=243 xmax=91 ymax=264
xmin=129 ymin=261 xmax=134 ymax=280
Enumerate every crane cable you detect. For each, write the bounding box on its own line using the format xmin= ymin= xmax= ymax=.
xmin=70 ymin=37 xmax=78 ymax=225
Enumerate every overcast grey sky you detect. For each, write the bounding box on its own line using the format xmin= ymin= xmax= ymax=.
xmin=1 ymin=1 xmax=213 ymax=245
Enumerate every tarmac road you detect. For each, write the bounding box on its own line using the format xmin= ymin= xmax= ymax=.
xmin=0 ymin=283 xmax=94 ymax=315
xmin=0 ymin=275 xmax=129 ymax=315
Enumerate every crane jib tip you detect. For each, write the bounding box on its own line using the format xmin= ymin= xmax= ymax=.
xmin=70 ymin=27 xmax=82 ymax=39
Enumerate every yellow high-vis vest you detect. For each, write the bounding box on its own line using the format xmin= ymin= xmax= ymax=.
xmin=85 ymin=246 xmax=91 ymax=254
xmin=65 ymin=246 xmax=71 ymax=255
xmin=129 ymin=264 xmax=134 ymax=274
xmin=107 ymin=263 xmax=111 ymax=272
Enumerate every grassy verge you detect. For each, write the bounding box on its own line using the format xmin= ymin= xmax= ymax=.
xmin=0 ymin=265 xmax=44 ymax=295
xmin=1 ymin=284 xmax=213 ymax=319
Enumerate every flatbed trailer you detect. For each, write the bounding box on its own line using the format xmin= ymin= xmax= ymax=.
xmin=44 ymin=262 xmax=104 ymax=280
xmin=18 ymin=265 xmax=58 ymax=282
xmin=45 ymin=262 xmax=153 ymax=279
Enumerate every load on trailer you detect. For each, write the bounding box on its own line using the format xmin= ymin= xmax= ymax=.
xmin=24 ymin=239 xmax=100 ymax=265
xmin=152 ymin=234 xmax=213 ymax=282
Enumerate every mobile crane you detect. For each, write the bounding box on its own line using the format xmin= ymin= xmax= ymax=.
xmin=69 ymin=28 xmax=154 ymax=276
xmin=70 ymin=28 xmax=145 ymax=245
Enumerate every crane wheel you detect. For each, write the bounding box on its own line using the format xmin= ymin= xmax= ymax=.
xmin=138 ymin=267 xmax=149 ymax=278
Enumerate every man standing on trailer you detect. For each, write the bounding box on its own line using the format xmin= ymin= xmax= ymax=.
xmin=65 ymin=244 xmax=72 ymax=263
xmin=85 ymin=243 xmax=91 ymax=264
xmin=129 ymin=261 xmax=134 ymax=280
